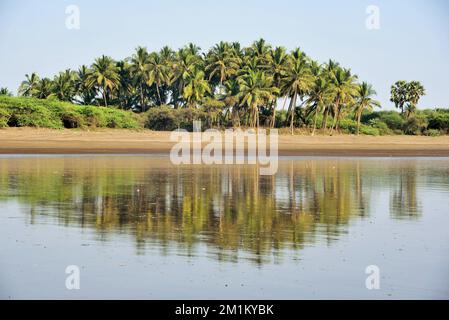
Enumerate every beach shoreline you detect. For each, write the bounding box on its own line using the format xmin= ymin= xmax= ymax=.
xmin=1 ymin=128 xmax=449 ymax=157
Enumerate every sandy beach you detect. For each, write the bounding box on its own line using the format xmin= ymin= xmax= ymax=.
xmin=1 ymin=128 xmax=449 ymax=156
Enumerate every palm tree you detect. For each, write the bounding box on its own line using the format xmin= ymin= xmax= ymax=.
xmin=87 ymin=55 xmax=120 ymax=107
xmin=354 ymin=82 xmax=381 ymax=135
xmin=281 ymin=48 xmax=314 ymax=134
xmin=405 ymin=81 xmax=425 ymax=118
xmin=221 ymin=78 xmax=241 ymax=127
xmin=304 ymin=75 xmax=331 ymax=135
xmin=147 ymin=52 xmax=170 ymax=105
xmin=390 ymin=80 xmax=408 ymax=114
xmin=328 ymin=67 xmax=358 ymax=134
xmin=130 ymin=47 xmax=150 ymax=111
xmin=52 ymin=69 xmax=76 ymax=102
xmin=267 ymin=46 xmax=288 ymax=127
xmin=238 ymin=70 xmax=278 ymax=128
xmin=0 ymin=87 xmax=13 ymax=96
xmin=205 ymin=41 xmax=239 ymax=90
xmin=171 ymin=47 xmax=203 ymax=108
xmin=19 ymin=73 xmax=40 ymax=97
xmin=35 ymin=78 xmax=54 ymax=99
xmin=74 ymin=65 xmax=96 ymax=105
xmin=182 ymin=69 xmax=210 ymax=109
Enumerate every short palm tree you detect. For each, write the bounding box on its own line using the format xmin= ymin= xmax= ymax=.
xmin=0 ymin=87 xmax=13 ymax=96
xmin=35 ymin=78 xmax=54 ymax=99
xmin=19 ymin=73 xmax=40 ymax=97
xmin=75 ymin=65 xmax=96 ymax=105
xmin=53 ymin=69 xmax=76 ymax=102
xmin=354 ymin=82 xmax=381 ymax=135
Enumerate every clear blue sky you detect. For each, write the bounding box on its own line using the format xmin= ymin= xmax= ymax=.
xmin=1 ymin=0 xmax=448 ymax=109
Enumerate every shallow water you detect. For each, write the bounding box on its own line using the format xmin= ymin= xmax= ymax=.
xmin=0 ymin=156 xmax=448 ymax=299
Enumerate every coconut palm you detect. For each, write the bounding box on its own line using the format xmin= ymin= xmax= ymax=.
xmin=281 ymin=48 xmax=314 ymax=134
xmin=147 ymin=52 xmax=170 ymax=105
xmin=328 ymin=67 xmax=358 ymax=134
xmin=354 ymin=82 xmax=381 ymax=135
xmin=19 ymin=73 xmax=40 ymax=97
xmin=130 ymin=47 xmax=150 ymax=111
xmin=87 ymin=55 xmax=120 ymax=107
xmin=205 ymin=41 xmax=240 ymax=89
xmin=52 ymin=69 xmax=76 ymax=102
xmin=304 ymin=75 xmax=331 ymax=135
xmin=238 ymin=70 xmax=278 ymax=128
xmin=221 ymin=78 xmax=242 ymax=127
xmin=74 ymin=65 xmax=96 ymax=105
xmin=182 ymin=69 xmax=210 ymax=109
xmin=267 ymin=46 xmax=288 ymax=127
xmin=0 ymin=87 xmax=13 ymax=96
xmin=35 ymin=78 xmax=54 ymax=99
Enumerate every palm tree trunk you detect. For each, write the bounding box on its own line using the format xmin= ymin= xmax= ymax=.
xmin=103 ymin=90 xmax=108 ymax=107
xmin=323 ymin=107 xmax=329 ymax=131
xmin=312 ymin=107 xmax=319 ymax=136
xmin=290 ymin=94 xmax=297 ymax=135
xmin=356 ymin=110 xmax=362 ymax=135
xmin=156 ymin=84 xmax=162 ymax=105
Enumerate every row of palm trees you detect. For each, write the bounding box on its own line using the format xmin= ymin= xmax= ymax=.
xmin=16 ymin=39 xmax=381 ymax=134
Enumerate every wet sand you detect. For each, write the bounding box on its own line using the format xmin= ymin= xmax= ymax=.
xmin=1 ymin=128 xmax=449 ymax=157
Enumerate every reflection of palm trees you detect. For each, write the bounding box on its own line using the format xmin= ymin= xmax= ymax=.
xmin=390 ymin=164 xmax=422 ymax=219
xmin=1 ymin=157 xmax=436 ymax=265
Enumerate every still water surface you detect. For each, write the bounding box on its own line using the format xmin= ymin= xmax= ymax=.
xmin=0 ymin=156 xmax=448 ymax=299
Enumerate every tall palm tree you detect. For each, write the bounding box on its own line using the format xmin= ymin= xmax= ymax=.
xmin=238 ymin=70 xmax=278 ymax=128
xmin=267 ymin=46 xmax=288 ymax=127
xmin=182 ymin=69 xmax=210 ymax=109
xmin=19 ymin=73 xmax=40 ymax=97
xmin=147 ymin=52 xmax=170 ymax=105
xmin=130 ymin=47 xmax=150 ymax=111
xmin=281 ymin=48 xmax=314 ymax=134
xmin=354 ymin=82 xmax=381 ymax=135
xmin=87 ymin=55 xmax=120 ymax=107
xmin=328 ymin=67 xmax=358 ymax=134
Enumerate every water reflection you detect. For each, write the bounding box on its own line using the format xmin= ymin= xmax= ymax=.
xmin=0 ymin=157 xmax=447 ymax=264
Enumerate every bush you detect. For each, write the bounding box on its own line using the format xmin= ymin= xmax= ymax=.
xmin=0 ymin=96 xmax=141 ymax=129
xmin=403 ymin=116 xmax=428 ymax=135
xmin=368 ymin=119 xmax=392 ymax=135
xmin=0 ymin=107 xmax=10 ymax=128
xmin=425 ymin=129 xmax=441 ymax=137
xmin=363 ymin=111 xmax=404 ymax=131
xmin=145 ymin=106 xmax=179 ymax=131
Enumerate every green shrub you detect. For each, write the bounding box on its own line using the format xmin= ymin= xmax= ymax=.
xmin=403 ymin=116 xmax=428 ymax=135
xmin=425 ymin=129 xmax=441 ymax=137
xmin=145 ymin=106 xmax=179 ymax=131
xmin=0 ymin=107 xmax=10 ymax=128
xmin=368 ymin=119 xmax=392 ymax=135
xmin=0 ymin=96 xmax=141 ymax=129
